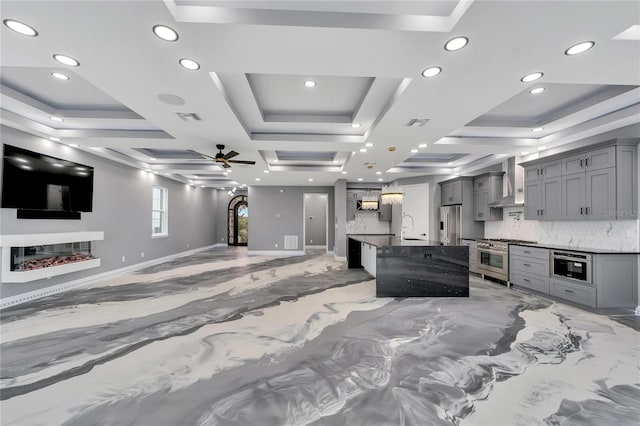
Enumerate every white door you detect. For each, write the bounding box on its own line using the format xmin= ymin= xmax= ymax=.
xmin=402 ymin=184 xmax=429 ymax=239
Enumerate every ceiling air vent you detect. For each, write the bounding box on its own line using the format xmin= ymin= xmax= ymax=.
xmin=406 ymin=118 xmax=429 ymax=127
xmin=176 ymin=112 xmax=202 ymax=121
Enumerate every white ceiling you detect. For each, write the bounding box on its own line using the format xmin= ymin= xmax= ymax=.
xmin=0 ymin=0 xmax=638 ymax=188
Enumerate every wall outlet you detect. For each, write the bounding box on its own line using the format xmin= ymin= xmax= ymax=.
xmin=276 ymin=213 xmax=281 ymax=218
xmin=122 ymin=256 xmax=126 ymax=262
xmin=141 ymin=252 xmax=144 ymax=258
xmin=275 ymin=243 xmax=278 ymax=248
xmin=310 ymin=239 xmax=313 ymax=243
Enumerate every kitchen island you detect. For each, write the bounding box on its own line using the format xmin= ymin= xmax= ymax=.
xmin=347 ymin=235 xmax=469 ymax=298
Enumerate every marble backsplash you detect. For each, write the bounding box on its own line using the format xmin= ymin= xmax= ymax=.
xmin=484 ymin=207 xmax=639 ymax=251
xmin=346 ymin=211 xmax=390 ymax=235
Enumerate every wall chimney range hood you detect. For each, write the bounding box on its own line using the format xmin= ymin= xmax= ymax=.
xmin=489 ymin=156 xmax=525 ymax=208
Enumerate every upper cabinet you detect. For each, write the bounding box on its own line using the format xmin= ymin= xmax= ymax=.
xmin=521 ymin=139 xmax=638 ymax=221
xmin=441 ymin=180 xmax=463 ymax=205
xmin=472 ymin=172 xmax=504 ymax=221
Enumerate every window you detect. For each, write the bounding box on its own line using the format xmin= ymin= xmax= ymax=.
xmin=152 ymin=186 xmax=168 ymax=237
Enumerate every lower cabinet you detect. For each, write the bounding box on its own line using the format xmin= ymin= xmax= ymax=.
xmin=509 ymin=246 xmax=550 ymax=293
xmin=461 ymin=239 xmax=478 ymax=273
xmin=361 ymin=242 xmax=377 ymax=277
xmin=550 ymin=278 xmax=596 ymax=308
xmin=510 ymin=245 xmax=638 ymax=309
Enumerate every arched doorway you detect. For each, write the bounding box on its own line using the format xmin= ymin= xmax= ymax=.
xmin=228 ymin=195 xmax=248 ymax=246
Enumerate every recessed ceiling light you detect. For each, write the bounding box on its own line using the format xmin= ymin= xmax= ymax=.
xmin=530 ymin=87 xmax=545 ymax=95
xmin=223 ymin=172 xmax=228 ymax=175
xmin=53 ymin=54 xmax=79 ymax=67
xmin=418 ymin=143 xmax=427 ymax=148
xmin=357 ymin=178 xmax=363 ymax=181
xmin=69 ymin=143 xmax=79 ymax=148
xmin=308 ymin=178 xmax=313 ymax=182
xmin=341 ymin=171 xmax=347 ymax=174
xmin=226 ymin=169 xmax=232 ymax=172
xmin=351 ymin=123 xmax=361 ymax=128
xmin=3 ymin=19 xmax=38 ymax=36
xmin=448 ymin=162 xmax=453 ymax=165
xmin=411 ymin=149 xmax=418 ymax=153
xmin=376 ymin=171 xmax=382 ymax=175
xmin=255 ymin=178 xmax=261 ymax=181
xmin=49 ymin=137 xmax=60 ymax=142
xmin=378 ymin=178 xmax=384 ymax=181
xmin=264 ymin=170 xmax=269 ymax=173
xmin=50 ymin=116 xmax=63 ymax=122
xmin=521 ymin=151 xmax=530 ymax=155
xmin=365 ymin=143 xmax=373 ymax=147
xmin=565 ymin=41 xmax=595 ymax=56
xmin=51 ymin=72 xmax=70 ymax=81
xmin=532 ymin=127 xmax=544 ymax=132
xmin=422 ymin=67 xmax=442 ymax=78
xmin=152 ymin=25 xmax=179 ymax=42
xmin=304 ymin=80 xmax=316 ymax=88
xmin=360 ymin=148 xmax=367 ymax=153
xmin=444 ymin=36 xmax=469 ymax=51
xmin=521 ymin=72 xmax=543 ymax=82
xmin=179 ymin=58 xmax=200 ymax=70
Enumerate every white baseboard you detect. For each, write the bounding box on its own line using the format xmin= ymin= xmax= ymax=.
xmin=333 ymin=254 xmax=347 ymax=262
xmin=635 ymin=305 xmax=640 ymax=316
xmin=0 ymin=243 xmax=221 ymax=310
xmin=305 ymin=245 xmax=326 ymax=249
xmin=247 ymin=250 xmax=305 ymax=256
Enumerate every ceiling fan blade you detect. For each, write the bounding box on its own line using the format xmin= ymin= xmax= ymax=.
xmin=228 ymin=160 xmax=256 ymax=165
xmin=224 ymin=150 xmax=239 ymax=160
xmin=200 ymin=152 xmax=218 ymax=161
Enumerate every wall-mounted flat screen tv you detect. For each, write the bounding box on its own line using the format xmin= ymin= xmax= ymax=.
xmin=1 ymin=144 xmax=94 ymax=213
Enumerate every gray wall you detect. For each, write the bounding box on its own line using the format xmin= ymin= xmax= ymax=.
xmin=334 ymin=179 xmax=347 ymax=257
xmin=0 ymin=126 xmax=219 ymax=298
xmin=304 ymin=193 xmax=327 ymax=246
xmin=248 ymin=186 xmax=335 ymax=252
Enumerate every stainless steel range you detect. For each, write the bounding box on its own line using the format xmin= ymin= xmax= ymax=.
xmin=477 ymin=239 xmax=536 ymax=284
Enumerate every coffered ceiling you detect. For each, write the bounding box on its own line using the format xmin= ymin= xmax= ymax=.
xmin=0 ymin=0 xmax=638 ymax=188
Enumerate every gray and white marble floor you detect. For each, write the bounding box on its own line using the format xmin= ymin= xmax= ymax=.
xmin=1 ymin=247 xmax=638 ymax=425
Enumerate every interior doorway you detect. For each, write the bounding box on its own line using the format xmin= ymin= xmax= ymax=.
xmin=228 ymin=195 xmax=248 ymax=246
xmin=303 ymin=193 xmax=328 ymax=251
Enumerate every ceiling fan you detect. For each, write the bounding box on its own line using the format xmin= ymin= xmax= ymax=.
xmin=202 ymin=144 xmax=256 ymax=168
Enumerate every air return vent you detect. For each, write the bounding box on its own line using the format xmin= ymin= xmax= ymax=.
xmin=176 ymin=112 xmax=202 ymax=121
xmin=406 ymin=118 xmax=429 ymax=127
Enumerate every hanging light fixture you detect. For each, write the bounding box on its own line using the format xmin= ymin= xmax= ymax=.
xmin=381 ymin=182 xmax=403 ymax=205
xmin=381 ymin=146 xmax=403 ymax=205
xmin=361 ymin=192 xmax=379 ymax=210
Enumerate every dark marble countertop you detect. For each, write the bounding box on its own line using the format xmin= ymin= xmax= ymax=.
xmin=348 ymin=235 xmax=464 ymax=248
xmin=510 ymin=242 xmax=640 ymax=255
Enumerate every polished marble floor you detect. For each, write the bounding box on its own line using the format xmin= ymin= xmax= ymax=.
xmin=1 ymin=247 xmax=638 ymax=425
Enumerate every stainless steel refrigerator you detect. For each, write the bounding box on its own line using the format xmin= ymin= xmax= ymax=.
xmin=439 ymin=205 xmax=462 ymax=244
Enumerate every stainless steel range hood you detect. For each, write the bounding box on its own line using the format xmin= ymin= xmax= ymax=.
xmin=489 ymin=156 xmax=525 ymax=208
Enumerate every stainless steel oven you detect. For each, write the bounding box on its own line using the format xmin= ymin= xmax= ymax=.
xmin=477 ymin=240 xmax=508 ymax=281
xmin=551 ymin=250 xmax=592 ymax=284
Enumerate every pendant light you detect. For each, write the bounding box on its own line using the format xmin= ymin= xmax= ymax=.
xmin=381 ymin=146 xmax=403 ymax=205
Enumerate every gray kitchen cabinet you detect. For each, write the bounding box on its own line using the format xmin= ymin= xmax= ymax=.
xmin=472 ymin=172 xmax=503 ymax=221
xmin=550 ymin=277 xmax=597 ymax=307
xmin=509 ymin=245 xmax=550 ymax=293
xmin=594 ymin=254 xmax=638 ymax=308
xmin=378 ymin=202 xmax=392 ymax=221
xmin=525 ymin=160 xmax=561 ymax=182
xmin=585 ymin=168 xmax=616 ymax=220
xmin=521 ymin=139 xmax=638 ymax=221
xmin=524 ymin=175 xmax=561 ymax=220
xmin=461 ymin=239 xmax=478 ymax=273
xmin=441 ymin=180 xmax=463 ymax=205
xmin=561 ymin=173 xmax=585 ymax=219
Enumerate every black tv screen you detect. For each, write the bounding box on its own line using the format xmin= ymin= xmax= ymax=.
xmin=1 ymin=144 xmax=94 ymax=212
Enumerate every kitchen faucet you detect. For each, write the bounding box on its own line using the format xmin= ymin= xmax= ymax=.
xmin=401 ymin=213 xmax=414 ymax=238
